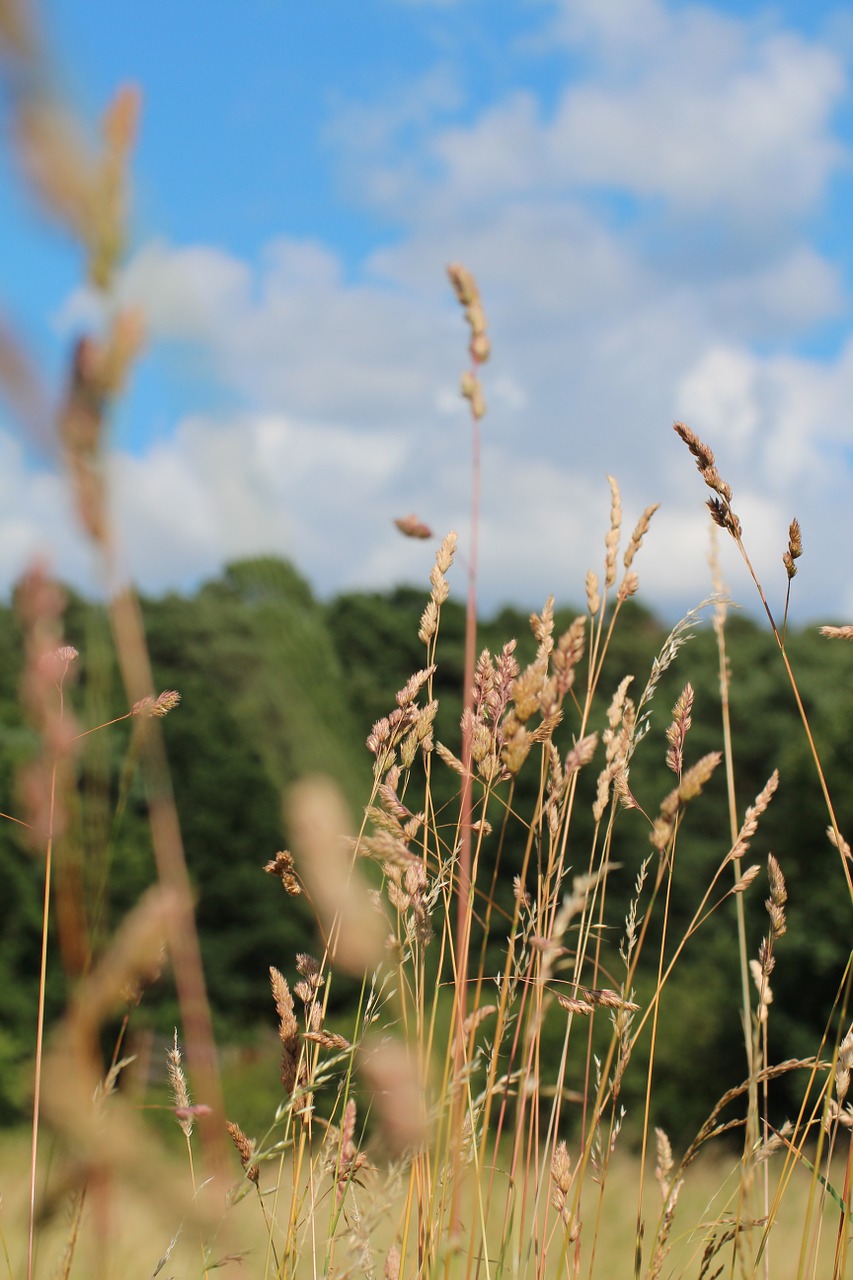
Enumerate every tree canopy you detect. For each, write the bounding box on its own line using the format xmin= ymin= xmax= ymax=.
xmin=1 ymin=556 xmax=850 ymax=1141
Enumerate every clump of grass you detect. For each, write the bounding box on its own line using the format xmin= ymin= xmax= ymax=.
xmin=2 ymin=14 xmax=853 ymax=1280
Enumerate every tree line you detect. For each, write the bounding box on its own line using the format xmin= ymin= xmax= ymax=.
xmin=1 ymin=553 xmax=850 ymax=1142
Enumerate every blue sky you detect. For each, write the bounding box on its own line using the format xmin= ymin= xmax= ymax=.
xmin=1 ymin=0 xmax=853 ymax=621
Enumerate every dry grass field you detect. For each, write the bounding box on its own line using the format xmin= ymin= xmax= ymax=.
xmin=2 ymin=5 xmax=853 ymax=1279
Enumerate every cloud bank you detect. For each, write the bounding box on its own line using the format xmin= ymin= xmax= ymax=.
xmin=3 ymin=0 xmax=852 ymax=622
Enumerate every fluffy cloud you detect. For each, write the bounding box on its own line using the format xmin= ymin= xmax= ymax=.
xmin=342 ymin=0 xmax=846 ymax=237
xmin=20 ymin=0 xmax=853 ymax=624
xmin=544 ymin=0 xmax=846 ymax=222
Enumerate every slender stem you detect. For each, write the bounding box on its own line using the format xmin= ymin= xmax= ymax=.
xmin=28 ymin=679 xmax=63 ymax=1280
xmin=27 ymin=824 xmax=53 ymax=1280
xmin=734 ymin=537 xmax=853 ymax=903
xmin=449 ymin=407 xmax=480 ymax=1248
xmin=454 ymin=412 xmax=480 ymax=1052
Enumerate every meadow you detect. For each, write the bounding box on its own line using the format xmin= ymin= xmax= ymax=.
xmin=3 ymin=11 xmax=853 ymax=1280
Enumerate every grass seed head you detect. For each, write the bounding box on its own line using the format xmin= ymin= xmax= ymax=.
xmin=270 ymin=967 xmax=302 ymax=1094
xmin=765 ymin=853 xmax=787 ymax=938
xmin=585 ymin=569 xmax=601 ymax=616
xmin=623 ymin=502 xmax=660 ymax=570
xmin=820 ymin=624 xmax=853 ymax=641
xmin=783 ymin=517 xmax=803 ymax=579
xmin=226 ymin=1120 xmax=259 ymax=1184
xmin=166 ymin=1031 xmax=193 ymax=1137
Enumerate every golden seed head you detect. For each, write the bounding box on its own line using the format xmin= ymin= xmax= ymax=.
xmin=585 ymin=569 xmax=600 ymax=616
xmin=624 ymin=502 xmax=660 ymax=569
xmin=765 ymin=853 xmax=787 ymax=938
xmin=166 ymin=1030 xmax=193 ymax=1137
xmin=470 ymin=331 xmax=491 ymax=363
xmin=226 ymin=1119 xmax=260 ymax=1183
xmin=556 ymin=992 xmax=594 ymax=1016
xmin=550 ymin=1139 xmax=572 ymax=1195
xmin=446 ymin=262 xmax=479 ymax=307
xmin=132 ymin=689 xmax=181 ymax=718
xmin=673 ymin=420 xmax=716 ymax=470
xmin=264 ymin=850 xmax=301 ymax=895
xmin=394 ymin=513 xmax=432 ymax=540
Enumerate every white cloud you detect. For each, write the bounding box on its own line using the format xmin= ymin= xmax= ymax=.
xmin=338 ymin=0 xmax=847 ymax=235
xmin=110 ymin=411 xmax=411 ymax=594
xmin=676 ymin=336 xmax=853 ymax=493
xmin=107 ymin=238 xmax=450 ymax=432
xmin=12 ymin=0 xmax=853 ymax=626
xmin=0 ymin=428 xmax=98 ymax=592
xmin=547 ymin=31 xmax=845 ymax=223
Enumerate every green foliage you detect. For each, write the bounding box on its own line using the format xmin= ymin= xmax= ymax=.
xmin=2 ymin=555 xmax=853 ymax=1144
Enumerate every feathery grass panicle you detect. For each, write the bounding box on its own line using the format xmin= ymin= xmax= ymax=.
xmin=394 ymin=513 xmax=432 ymax=540
xmin=131 ymin=689 xmax=181 ymax=718
xmin=836 ymin=1028 xmax=853 ymax=1105
xmin=665 ymin=683 xmax=693 ymax=776
xmin=623 ymin=502 xmax=661 ymax=571
xmin=726 ymin=771 xmax=779 ymax=865
xmin=304 ymin=1029 xmax=352 ymax=1051
xmin=593 ymin=676 xmax=635 ymax=821
xmin=419 ymin=530 xmax=457 ymax=643
xmin=678 ymin=752 xmax=721 ymax=802
xmin=264 ymin=849 xmax=302 ymax=895
xmin=584 ymin=987 xmax=640 ymax=1012
xmin=565 ymin=732 xmax=598 ymax=779
xmin=556 ymin=993 xmax=594 ymax=1017
xmin=827 ymin=824 xmax=852 ymax=861
xmin=783 ymin=517 xmax=803 ymax=580
xmin=395 ymin=666 xmax=436 ymax=709
xmin=447 ymin=262 xmax=491 ymax=366
xmin=649 ymin=752 xmax=722 ymax=852
xmin=765 ymin=853 xmax=787 ymax=939
xmin=634 ymin=595 xmax=723 ymax=748
xmin=672 ymin=421 xmax=731 ymax=500
xmin=270 ymin=966 xmax=301 ymax=1095
xmin=731 ymin=864 xmax=761 ymax=895
xmin=550 ymin=1138 xmax=574 ymax=1211
xmin=384 ymin=1245 xmax=401 ymax=1280
xmin=552 ymin=615 xmax=586 ymax=698
xmin=585 ymin=568 xmax=601 ymax=617
xmin=673 ymin=420 xmax=742 ymax=538
xmin=654 ymin=1128 xmax=673 ymax=1199
xmin=166 ymin=1031 xmax=193 ymax=1137
xmin=820 ymin=624 xmax=853 ymax=641
xmin=604 ymin=474 xmax=622 ymax=588
xmin=621 ymin=854 xmax=652 ymax=965
xmin=226 ymin=1120 xmax=259 ymax=1184
xmin=335 ymin=1097 xmax=368 ymax=1203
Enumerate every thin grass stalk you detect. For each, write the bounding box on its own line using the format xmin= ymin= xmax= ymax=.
xmin=27 ymin=804 xmax=55 ymax=1280
xmin=674 ymin=424 xmax=853 ymax=903
xmin=447 ymin=263 xmax=487 ymax=1251
xmin=831 ymin=1127 xmax=853 ymax=1279
xmin=802 ymin=967 xmax=853 ymax=1280
xmin=27 ymin=656 xmax=70 ymax=1280
xmin=738 ymin=545 xmax=853 ymax=904
xmin=634 ymin=824 xmax=679 ymax=1277
xmin=708 ymin=566 xmax=764 ymax=1277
